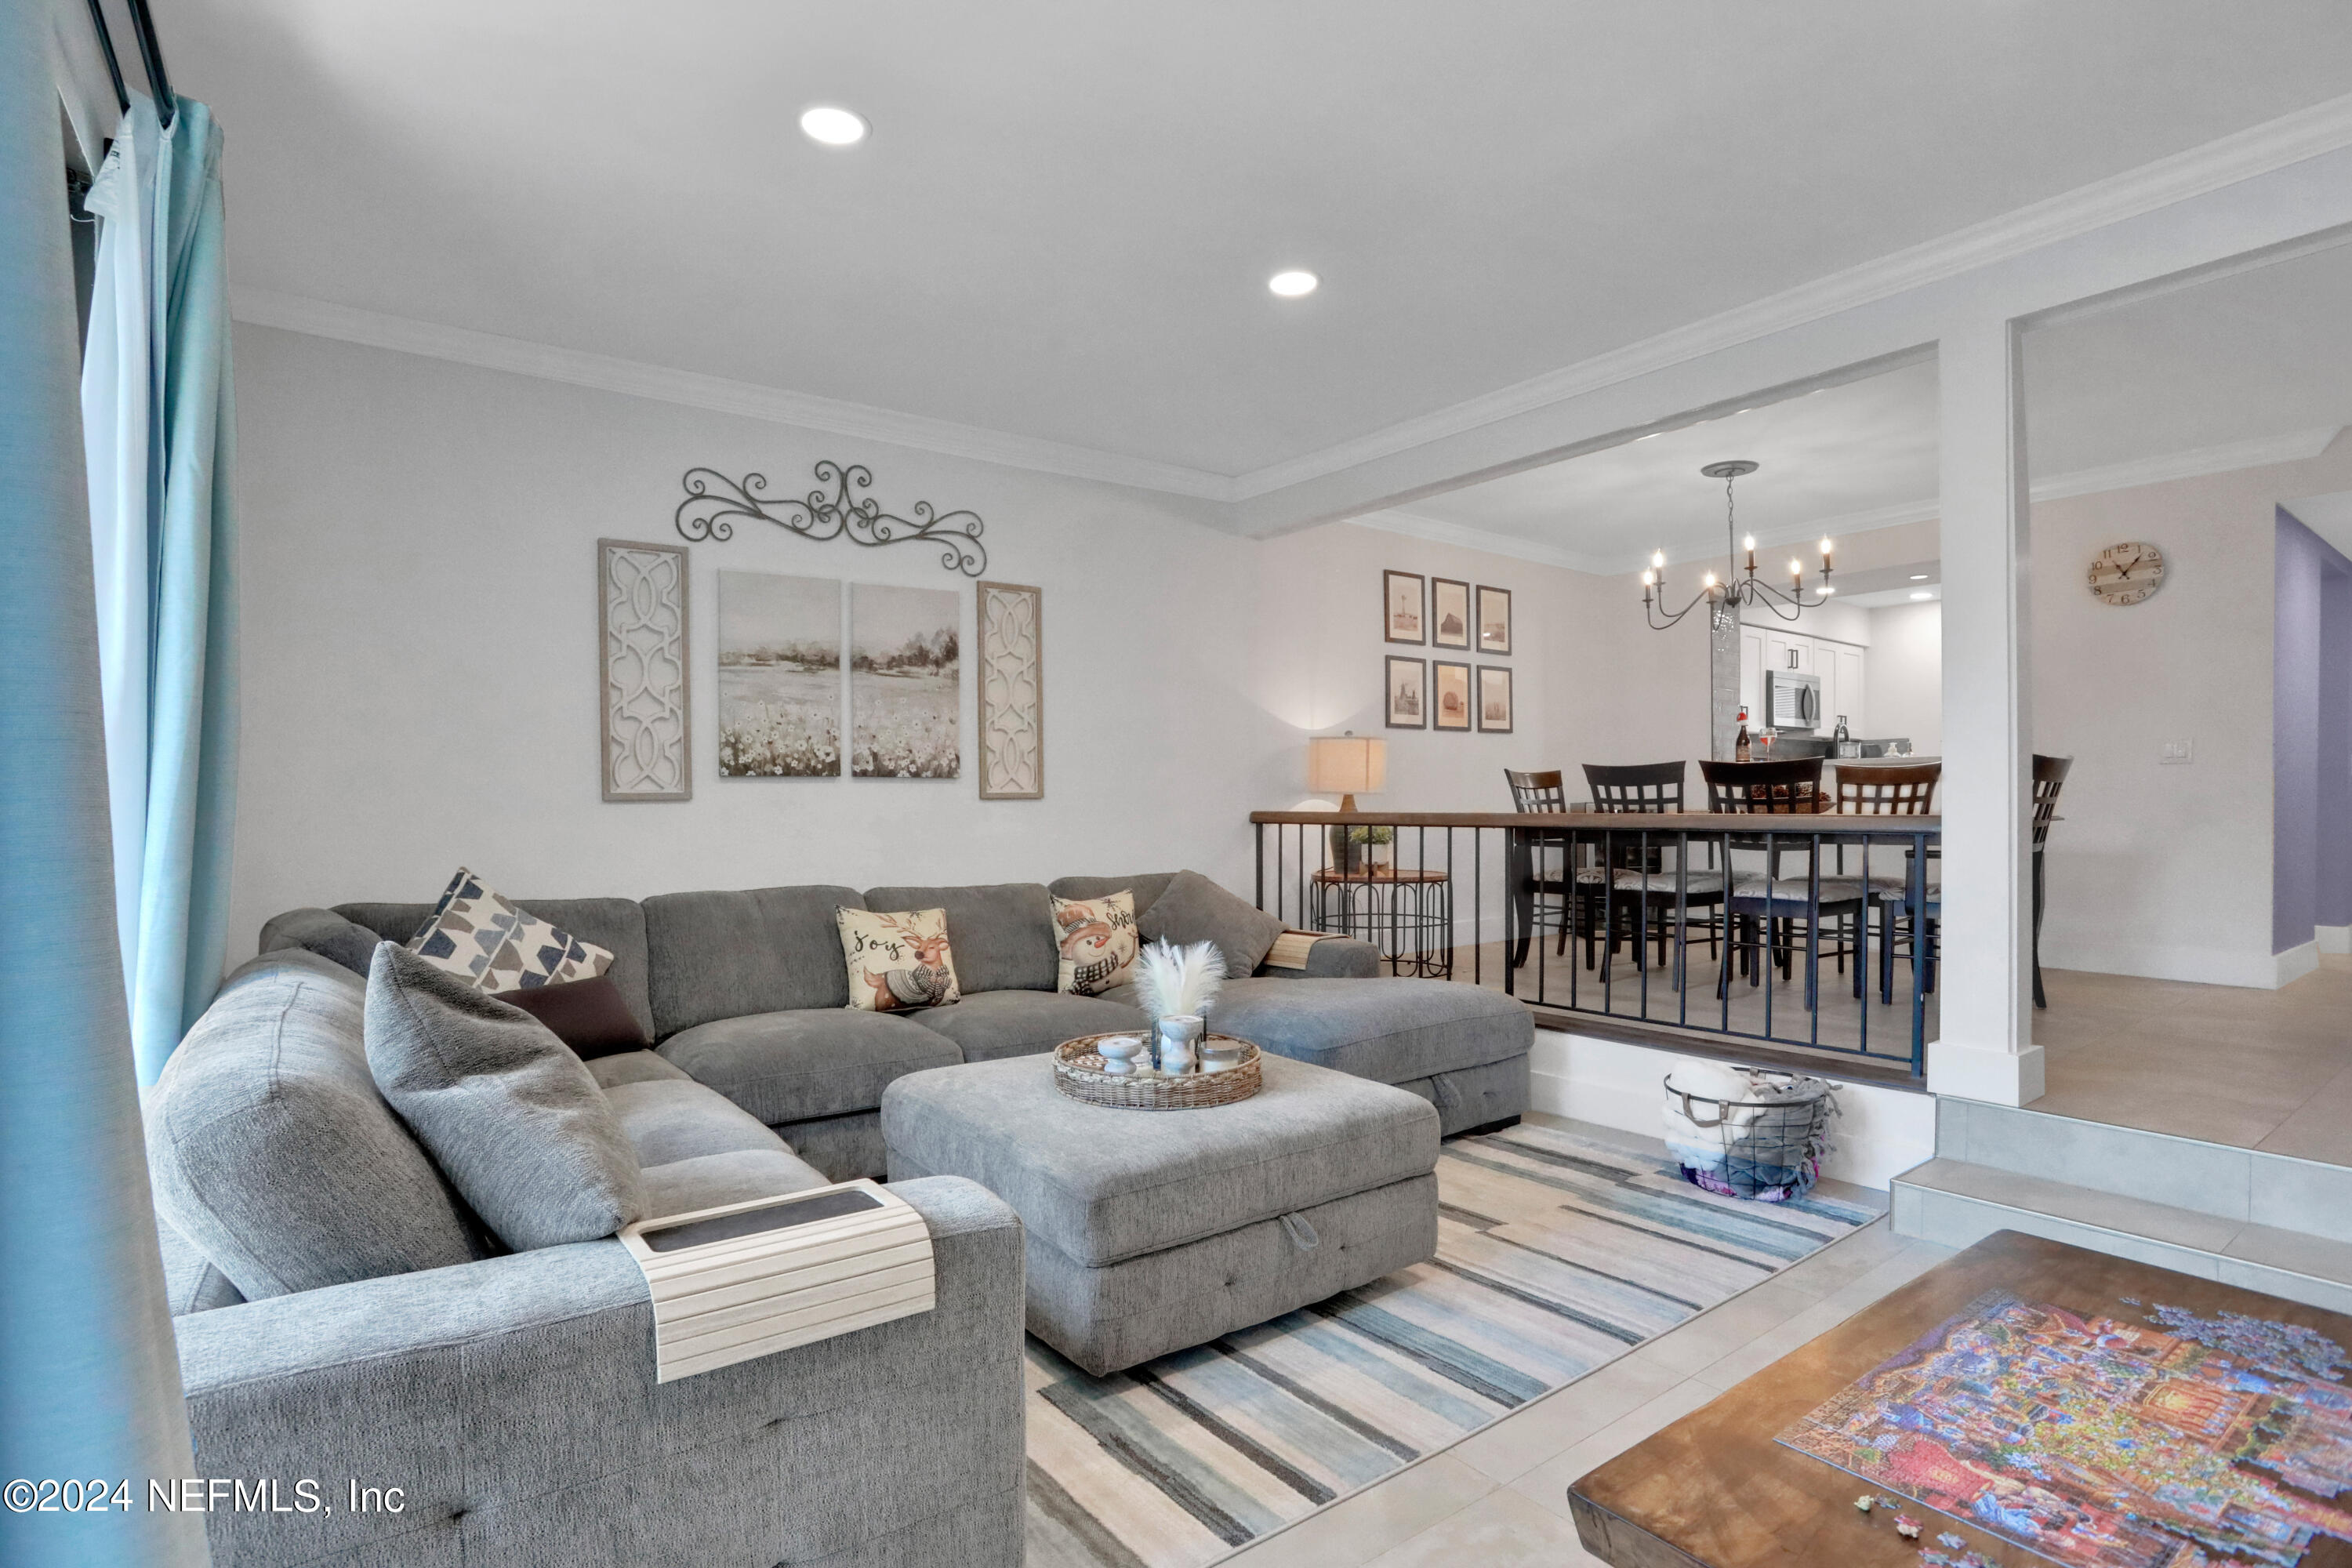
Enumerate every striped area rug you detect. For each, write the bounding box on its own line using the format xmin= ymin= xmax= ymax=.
xmin=1022 ymin=1120 xmax=1878 ymax=1568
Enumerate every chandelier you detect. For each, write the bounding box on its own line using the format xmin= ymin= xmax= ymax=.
xmin=1642 ymin=460 xmax=1834 ymax=632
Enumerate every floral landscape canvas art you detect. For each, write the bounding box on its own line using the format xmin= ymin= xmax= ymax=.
xmin=717 ymin=570 xmax=840 ymax=777
xmin=851 ymin=583 xmax=960 ymax=778
xmin=1778 ymin=1290 xmax=2352 ymax=1568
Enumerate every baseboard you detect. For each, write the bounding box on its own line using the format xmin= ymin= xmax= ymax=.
xmin=2037 ymin=935 xmax=2306 ymax=989
xmin=2274 ymin=940 xmax=2321 ymax=987
xmin=1527 ymin=1032 xmax=1936 ymax=1191
xmin=2319 ymin=925 xmax=2352 ymax=956
xmin=1927 ymin=1037 xmax=2045 ymax=1107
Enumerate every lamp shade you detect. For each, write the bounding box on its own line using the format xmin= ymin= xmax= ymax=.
xmin=1307 ymin=735 xmax=1386 ymax=798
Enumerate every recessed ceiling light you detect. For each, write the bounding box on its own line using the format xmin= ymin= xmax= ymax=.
xmin=1268 ymin=270 xmax=1319 ymax=299
xmin=1910 ymin=590 xmax=1933 ymax=601
xmin=1909 ymin=573 xmax=1929 ymax=581
xmin=799 ymin=105 xmax=868 ymax=147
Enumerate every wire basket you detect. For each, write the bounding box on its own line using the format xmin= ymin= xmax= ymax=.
xmin=1661 ymin=1069 xmax=1838 ymax=1202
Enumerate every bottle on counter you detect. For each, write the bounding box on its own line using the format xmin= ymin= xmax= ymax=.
xmin=1735 ymin=706 xmax=1752 ymax=763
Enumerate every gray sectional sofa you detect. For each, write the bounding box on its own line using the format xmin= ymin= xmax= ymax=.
xmin=147 ymin=949 xmax=1025 ymax=1568
xmin=276 ymin=870 xmax=1534 ymax=1179
xmin=149 ymin=869 xmax=1527 ymax=1566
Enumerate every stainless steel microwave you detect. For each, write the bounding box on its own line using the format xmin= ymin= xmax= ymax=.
xmin=1764 ymin=669 xmax=1821 ymax=731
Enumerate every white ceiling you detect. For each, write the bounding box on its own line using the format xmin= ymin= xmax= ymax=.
xmin=1379 ymin=358 xmax=1941 ymax=572
xmin=171 ymin=1 xmax=2352 ymax=482
xmin=1391 ymin=236 xmax=2352 ymax=573
xmin=2023 ymin=238 xmax=2352 ymax=476
xmin=2286 ymin=490 xmax=2352 ymax=561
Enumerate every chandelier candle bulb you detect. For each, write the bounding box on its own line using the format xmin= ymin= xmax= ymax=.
xmin=1744 ymin=535 xmax=1756 ymax=571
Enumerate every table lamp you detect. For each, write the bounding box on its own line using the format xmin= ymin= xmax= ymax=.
xmin=1308 ymin=732 xmax=1386 ymax=812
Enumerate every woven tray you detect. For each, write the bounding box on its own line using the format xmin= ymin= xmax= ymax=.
xmin=1053 ymin=1033 xmax=1262 ymax=1110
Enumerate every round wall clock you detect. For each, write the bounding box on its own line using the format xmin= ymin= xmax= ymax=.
xmin=2088 ymin=542 xmax=2165 ymax=606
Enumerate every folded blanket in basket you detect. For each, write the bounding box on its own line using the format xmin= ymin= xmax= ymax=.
xmin=1661 ymin=1064 xmax=1835 ymax=1202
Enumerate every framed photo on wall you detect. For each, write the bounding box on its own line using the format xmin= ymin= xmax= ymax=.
xmin=1383 ymin=570 xmax=1426 ymax=644
xmin=1477 ymin=666 xmax=1513 ymax=733
xmin=1385 ymin=656 xmax=1426 ymax=728
xmin=1431 ymin=578 xmax=1471 ymax=648
xmin=1432 ymin=660 xmax=1472 ymax=731
xmin=1476 ymin=585 xmax=1512 ymax=655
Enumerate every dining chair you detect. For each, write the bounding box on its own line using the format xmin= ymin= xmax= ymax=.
xmin=1698 ymin=758 xmax=1863 ymax=1011
xmin=2031 ymin=754 xmax=2072 ymax=1009
xmin=1503 ymin=769 xmax=1605 ymax=967
xmin=1870 ymin=757 xmax=2065 ymax=1007
xmin=1582 ymin=761 xmax=1726 ymax=984
xmin=1831 ymin=762 xmax=1940 ymax=1004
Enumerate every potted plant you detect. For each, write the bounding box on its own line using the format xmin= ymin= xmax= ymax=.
xmin=1329 ymin=823 xmax=1394 ymax=877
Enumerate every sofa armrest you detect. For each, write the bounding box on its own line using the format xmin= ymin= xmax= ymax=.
xmin=1255 ymin=935 xmax=1381 ymax=979
xmin=174 ymin=1176 xmax=1025 ymax=1568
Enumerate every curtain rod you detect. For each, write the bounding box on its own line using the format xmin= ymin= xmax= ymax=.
xmin=84 ymin=0 xmax=176 ymax=128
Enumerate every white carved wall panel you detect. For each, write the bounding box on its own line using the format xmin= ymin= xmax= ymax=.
xmin=600 ymin=539 xmax=692 ymax=801
xmin=976 ymin=581 xmax=1042 ymax=800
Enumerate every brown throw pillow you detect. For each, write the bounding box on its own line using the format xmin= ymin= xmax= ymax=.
xmin=494 ymin=975 xmax=648 ymax=1058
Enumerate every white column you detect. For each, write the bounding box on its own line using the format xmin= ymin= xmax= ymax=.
xmin=1931 ymin=318 xmax=2042 ymax=1105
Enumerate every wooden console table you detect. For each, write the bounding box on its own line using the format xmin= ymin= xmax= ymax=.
xmin=1570 ymin=1230 xmax=2352 ymax=1568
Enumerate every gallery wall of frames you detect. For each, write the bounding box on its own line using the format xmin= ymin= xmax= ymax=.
xmin=1379 ymin=568 xmax=1513 ymax=735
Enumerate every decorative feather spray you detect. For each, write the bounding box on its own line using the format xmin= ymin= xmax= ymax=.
xmin=1132 ymin=939 xmax=1224 ymax=1022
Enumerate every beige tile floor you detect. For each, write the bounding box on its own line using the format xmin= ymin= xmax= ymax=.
xmin=1220 ymin=1123 xmax=1951 ymax=1568
xmin=2031 ymin=955 xmax=2352 ymax=1162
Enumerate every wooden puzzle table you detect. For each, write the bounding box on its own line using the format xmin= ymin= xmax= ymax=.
xmin=1570 ymin=1230 xmax=2352 ymax=1568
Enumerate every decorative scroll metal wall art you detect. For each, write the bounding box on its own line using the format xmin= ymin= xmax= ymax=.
xmin=676 ymin=460 xmax=988 ymax=577
xmin=976 ymin=582 xmax=1043 ymax=799
xmin=598 ymin=539 xmax=691 ymax=801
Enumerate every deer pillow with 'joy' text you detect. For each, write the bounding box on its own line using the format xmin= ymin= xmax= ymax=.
xmin=836 ymin=907 xmax=963 ymax=1012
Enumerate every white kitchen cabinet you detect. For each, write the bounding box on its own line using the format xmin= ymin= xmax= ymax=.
xmin=1821 ymin=641 xmax=1865 ymax=735
xmin=1737 ymin=628 xmax=1865 ymax=733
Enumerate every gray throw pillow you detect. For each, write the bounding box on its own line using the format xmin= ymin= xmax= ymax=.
xmin=1135 ymin=870 xmax=1287 ymax=979
xmin=258 ymin=906 xmax=383 ymax=977
xmin=365 ymin=942 xmax=644 ymax=1250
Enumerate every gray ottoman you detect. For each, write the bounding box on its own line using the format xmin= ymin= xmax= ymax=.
xmin=881 ymin=1053 xmax=1440 ymax=1376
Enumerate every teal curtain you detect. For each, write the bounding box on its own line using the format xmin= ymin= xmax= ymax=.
xmin=2 ymin=11 xmax=209 ymax=1563
xmin=82 ymin=96 xmax=239 ymax=1084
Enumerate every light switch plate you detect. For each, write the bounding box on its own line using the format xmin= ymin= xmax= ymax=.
xmin=2159 ymin=739 xmax=2193 ymax=765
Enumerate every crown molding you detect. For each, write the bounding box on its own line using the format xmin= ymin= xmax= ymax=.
xmin=2027 ymin=426 xmax=2341 ymax=503
xmin=1342 ymin=510 xmax=1614 ymax=575
xmin=1230 ymin=91 xmax=2352 ymax=503
xmin=232 ymin=92 xmax=2352 ymax=521
xmin=1374 ymin=429 xmax=2343 ymax=578
xmin=228 ymin=287 xmax=1238 ymax=503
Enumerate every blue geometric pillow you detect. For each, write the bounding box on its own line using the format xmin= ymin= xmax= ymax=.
xmin=405 ymin=867 xmax=612 ymax=992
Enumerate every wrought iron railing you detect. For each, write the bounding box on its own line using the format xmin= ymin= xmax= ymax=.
xmin=1249 ymin=810 xmax=1940 ymax=1078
